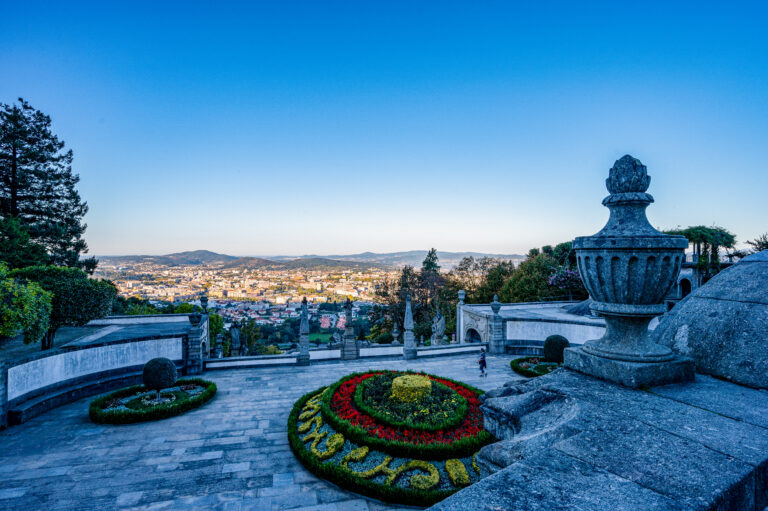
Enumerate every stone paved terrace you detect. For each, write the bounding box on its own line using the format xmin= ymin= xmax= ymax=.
xmin=0 ymin=353 xmax=521 ymax=511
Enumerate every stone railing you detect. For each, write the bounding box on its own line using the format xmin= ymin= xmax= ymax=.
xmin=0 ymin=313 xmax=208 ymax=428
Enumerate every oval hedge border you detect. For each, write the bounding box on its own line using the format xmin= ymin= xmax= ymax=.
xmin=320 ymin=371 xmax=493 ymax=460
xmin=353 ymin=372 xmax=468 ymax=433
xmin=510 ymin=357 xmax=560 ymax=378
xmin=288 ymin=387 xmax=457 ymax=507
xmin=89 ymin=378 xmax=217 ymax=424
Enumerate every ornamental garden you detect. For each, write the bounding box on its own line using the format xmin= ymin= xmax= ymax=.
xmin=288 ymin=370 xmax=494 ymax=506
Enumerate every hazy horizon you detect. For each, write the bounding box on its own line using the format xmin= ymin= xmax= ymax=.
xmin=3 ymin=2 xmax=767 ymax=255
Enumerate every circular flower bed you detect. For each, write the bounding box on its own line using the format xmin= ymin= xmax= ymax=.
xmin=90 ymin=378 xmax=216 ymax=424
xmin=510 ymin=356 xmax=560 ymax=377
xmin=288 ymin=371 xmax=494 ymax=506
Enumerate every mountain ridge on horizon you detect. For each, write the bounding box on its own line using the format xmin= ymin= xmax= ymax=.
xmin=98 ymin=249 xmax=525 ymax=269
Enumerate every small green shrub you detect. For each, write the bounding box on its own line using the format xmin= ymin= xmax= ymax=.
xmin=142 ymin=357 xmax=177 ymax=391
xmin=510 ymin=357 xmax=560 ymax=377
xmin=89 ymin=378 xmax=216 ymax=424
xmin=543 ymin=335 xmax=569 ymax=363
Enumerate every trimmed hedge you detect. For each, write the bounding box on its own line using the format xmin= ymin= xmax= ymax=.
xmin=320 ymin=371 xmax=493 ymax=460
xmin=510 ymin=357 xmax=559 ymax=378
xmin=543 ymin=335 xmax=570 ymax=363
xmin=89 ymin=378 xmax=216 ymax=424
xmin=353 ymin=372 xmax=468 ymax=432
xmin=288 ymin=387 xmax=457 ymax=507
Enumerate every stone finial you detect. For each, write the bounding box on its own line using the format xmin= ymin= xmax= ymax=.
xmin=458 ymin=290 xmax=466 ymax=305
xmin=490 ymin=294 xmax=501 ymax=315
xmin=404 ymin=295 xmax=414 ymax=330
xmin=200 ymin=293 xmax=209 ymax=313
xmin=605 ymin=154 xmax=651 ymax=194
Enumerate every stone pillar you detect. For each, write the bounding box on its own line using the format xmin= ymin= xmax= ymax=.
xmin=297 ymin=297 xmax=310 ymax=366
xmin=341 ymin=298 xmax=359 ymax=360
xmin=391 ymin=322 xmax=400 ymax=345
xmin=0 ymin=362 xmax=8 ymax=429
xmin=564 ymin=155 xmax=694 ymax=388
xmin=403 ymin=295 xmax=417 ymax=359
xmin=457 ymin=290 xmax=465 ymax=343
xmin=185 ymin=313 xmax=205 ymax=375
xmin=214 ymin=334 xmax=223 ymax=359
xmin=230 ymin=321 xmax=241 ymax=357
xmin=488 ymin=295 xmax=505 ymax=354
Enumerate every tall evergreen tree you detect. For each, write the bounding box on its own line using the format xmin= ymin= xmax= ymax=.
xmin=0 ymin=98 xmax=95 ymax=270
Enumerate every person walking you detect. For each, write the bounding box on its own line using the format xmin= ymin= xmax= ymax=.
xmin=478 ymin=348 xmax=487 ymax=377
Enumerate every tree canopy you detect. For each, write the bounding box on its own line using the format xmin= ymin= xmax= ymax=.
xmin=747 ymin=233 xmax=768 ymax=254
xmin=0 ymin=98 xmax=95 ymax=271
xmin=10 ymin=265 xmax=115 ymax=349
xmin=0 ymin=263 xmax=51 ymax=344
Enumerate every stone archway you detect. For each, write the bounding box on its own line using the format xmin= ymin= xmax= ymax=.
xmin=465 ymin=328 xmax=483 ymax=343
xmin=680 ymin=278 xmax=692 ymax=298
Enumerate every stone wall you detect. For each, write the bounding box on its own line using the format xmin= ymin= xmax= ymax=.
xmin=505 ymin=319 xmax=605 ymax=345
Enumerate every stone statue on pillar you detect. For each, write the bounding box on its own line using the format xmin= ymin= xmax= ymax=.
xmin=431 ymin=310 xmax=445 ymax=345
xmin=230 ymin=321 xmax=241 ymax=357
xmin=297 ymin=297 xmax=310 ymax=366
xmin=214 ymin=333 xmax=223 ymax=358
xmin=403 ymin=295 xmax=417 ymax=359
xmin=341 ymin=298 xmax=359 ymax=360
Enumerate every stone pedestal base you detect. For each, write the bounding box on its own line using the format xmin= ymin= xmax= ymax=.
xmin=564 ymin=346 xmax=694 ymax=388
xmin=403 ymin=347 xmax=417 ymax=360
xmin=296 ymin=353 xmax=310 ymax=366
xmin=341 ymin=340 xmax=359 ymax=360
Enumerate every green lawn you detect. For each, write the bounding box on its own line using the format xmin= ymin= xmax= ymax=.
xmin=309 ymin=332 xmax=333 ymax=344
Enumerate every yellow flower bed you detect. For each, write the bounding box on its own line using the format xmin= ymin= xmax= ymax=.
xmin=445 ymin=458 xmax=470 ymax=487
xmin=390 ymin=374 xmax=432 ymax=402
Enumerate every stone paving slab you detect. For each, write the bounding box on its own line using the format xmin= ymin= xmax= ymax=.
xmin=0 ymin=353 xmax=519 ymax=510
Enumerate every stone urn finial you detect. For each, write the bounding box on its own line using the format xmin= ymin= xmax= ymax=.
xmin=565 ymin=155 xmax=694 ymax=388
xmin=458 ymin=290 xmax=466 ymax=305
xmin=490 ymin=295 xmax=501 ymax=315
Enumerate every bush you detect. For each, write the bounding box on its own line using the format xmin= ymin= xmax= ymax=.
xmin=0 ymin=263 xmax=52 ymax=343
xmin=543 ymin=335 xmax=569 ymax=363
xmin=89 ymin=378 xmax=216 ymax=424
xmin=375 ymin=332 xmax=394 ymax=344
xmin=510 ymin=357 xmax=560 ymax=378
xmin=142 ymin=358 xmax=177 ymax=391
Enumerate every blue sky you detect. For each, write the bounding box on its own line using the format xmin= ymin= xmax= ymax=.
xmin=2 ymin=1 xmax=767 ymax=256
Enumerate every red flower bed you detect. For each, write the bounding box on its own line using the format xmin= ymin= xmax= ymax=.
xmin=328 ymin=372 xmax=484 ymax=445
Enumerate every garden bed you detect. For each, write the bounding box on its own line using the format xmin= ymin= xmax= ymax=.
xmin=89 ymin=378 xmax=216 ymax=424
xmin=287 ymin=370 xmax=494 ymax=506
xmin=510 ymin=357 xmax=561 ymax=378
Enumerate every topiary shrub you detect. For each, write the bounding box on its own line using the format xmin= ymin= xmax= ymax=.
xmin=143 ymin=357 xmax=177 ymax=391
xmin=543 ymin=335 xmax=569 ymax=363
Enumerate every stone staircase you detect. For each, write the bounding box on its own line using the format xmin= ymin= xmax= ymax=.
xmin=506 ymin=340 xmax=544 ymax=357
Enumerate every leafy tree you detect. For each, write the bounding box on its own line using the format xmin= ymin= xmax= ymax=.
xmin=747 ymin=233 xmax=768 ymax=254
xmin=173 ymin=302 xmax=201 ymax=314
xmin=421 ymin=248 xmax=440 ymax=273
xmin=10 ymin=265 xmax=116 ymax=349
xmin=0 ymin=216 xmax=49 ymax=269
xmin=499 ymin=255 xmax=557 ymax=303
xmin=0 ymin=99 xmax=95 ymax=270
xmin=0 ymin=263 xmax=51 ymax=343
xmin=665 ymin=225 xmax=736 ymax=279
xmin=208 ymin=312 xmax=224 ymax=344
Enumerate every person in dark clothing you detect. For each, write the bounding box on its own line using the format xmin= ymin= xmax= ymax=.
xmin=478 ymin=348 xmax=487 ymax=377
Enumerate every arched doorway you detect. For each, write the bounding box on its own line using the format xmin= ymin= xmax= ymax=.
xmin=465 ymin=328 xmax=482 ymax=343
xmin=680 ymin=278 xmax=692 ymax=298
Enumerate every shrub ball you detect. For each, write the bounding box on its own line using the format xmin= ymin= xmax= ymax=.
xmin=543 ymin=335 xmax=570 ymax=363
xmin=143 ymin=357 xmax=178 ymax=391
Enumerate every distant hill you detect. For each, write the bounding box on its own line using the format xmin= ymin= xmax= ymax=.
xmin=100 ymin=249 xmax=523 ymax=270
xmin=281 ymin=250 xmax=525 ymax=269
xmin=101 ymin=250 xmax=238 ymax=266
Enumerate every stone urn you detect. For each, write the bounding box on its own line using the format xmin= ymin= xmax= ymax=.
xmin=565 ymin=155 xmax=694 ymax=387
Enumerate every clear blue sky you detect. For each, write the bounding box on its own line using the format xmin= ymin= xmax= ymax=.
xmin=2 ymin=1 xmax=767 ymax=256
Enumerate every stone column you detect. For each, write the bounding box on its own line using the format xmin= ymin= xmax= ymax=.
xmin=403 ymin=295 xmax=417 ymax=359
xmin=297 ymin=297 xmax=310 ymax=366
xmin=488 ymin=295 xmax=505 ymax=354
xmin=214 ymin=334 xmax=223 ymax=359
xmin=457 ymin=290 xmax=465 ymax=343
xmin=564 ymin=155 xmax=694 ymax=388
xmin=341 ymin=298 xmax=359 ymax=360
xmin=185 ymin=313 xmax=204 ymax=375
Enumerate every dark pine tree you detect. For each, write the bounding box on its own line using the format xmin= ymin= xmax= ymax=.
xmin=0 ymin=98 xmax=96 ymax=271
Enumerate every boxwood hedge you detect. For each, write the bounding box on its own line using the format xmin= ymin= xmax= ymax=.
xmin=89 ymin=378 xmax=216 ymax=424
